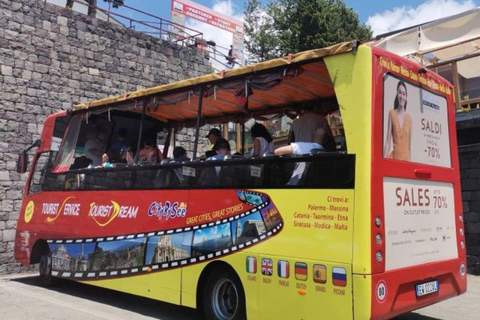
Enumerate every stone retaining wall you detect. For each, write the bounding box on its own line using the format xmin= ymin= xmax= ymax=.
xmin=0 ymin=0 xmax=212 ymax=273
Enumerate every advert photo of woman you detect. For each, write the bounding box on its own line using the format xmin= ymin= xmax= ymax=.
xmin=384 ymin=80 xmax=412 ymax=161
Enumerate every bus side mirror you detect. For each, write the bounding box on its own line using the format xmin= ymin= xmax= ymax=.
xmin=17 ymin=152 xmax=28 ymax=174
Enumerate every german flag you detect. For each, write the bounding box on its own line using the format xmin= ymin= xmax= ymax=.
xmin=295 ymin=262 xmax=307 ymax=281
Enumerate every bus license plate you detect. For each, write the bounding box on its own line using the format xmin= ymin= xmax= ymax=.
xmin=415 ymin=280 xmax=439 ymax=297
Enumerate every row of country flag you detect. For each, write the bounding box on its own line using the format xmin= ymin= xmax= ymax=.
xmin=246 ymin=257 xmax=347 ymax=287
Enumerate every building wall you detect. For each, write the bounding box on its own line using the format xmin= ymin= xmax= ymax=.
xmin=459 ymin=144 xmax=480 ymax=274
xmin=0 ymin=0 xmax=212 ymax=273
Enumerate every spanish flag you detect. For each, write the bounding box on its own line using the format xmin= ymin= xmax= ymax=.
xmin=313 ymin=264 xmax=326 ymax=284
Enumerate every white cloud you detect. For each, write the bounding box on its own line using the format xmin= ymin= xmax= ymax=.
xmin=184 ymin=1 xmax=244 ymax=71
xmin=367 ymin=0 xmax=477 ymax=36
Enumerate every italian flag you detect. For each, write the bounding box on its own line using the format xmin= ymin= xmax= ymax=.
xmin=278 ymin=260 xmax=290 ymax=278
xmin=246 ymin=257 xmax=257 ymax=274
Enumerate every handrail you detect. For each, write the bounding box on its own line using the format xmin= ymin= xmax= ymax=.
xmin=43 ymin=0 xmax=203 ymax=46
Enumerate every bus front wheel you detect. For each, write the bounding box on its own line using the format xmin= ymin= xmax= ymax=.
xmin=38 ymin=248 xmax=55 ymax=287
xmin=203 ymin=269 xmax=246 ymax=320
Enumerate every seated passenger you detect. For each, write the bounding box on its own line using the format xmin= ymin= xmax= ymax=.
xmin=274 ymin=128 xmax=326 ymax=185
xmin=110 ymin=127 xmax=130 ymax=152
xmin=102 ymin=147 xmax=133 ymax=168
xmin=170 ymin=147 xmax=190 ymax=186
xmin=207 ymin=138 xmax=231 ymax=161
xmin=205 ymin=128 xmax=222 ymax=158
xmin=250 ymin=123 xmax=274 ymax=158
xmin=172 ymin=146 xmax=190 ymax=163
xmin=84 ymin=129 xmax=106 ymax=167
xmin=274 ymin=127 xmax=326 ymax=156
xmin=201 ymin=139 xmax=231 ymax=186
xmin=138 ymin=137 xmax=162 ymax=164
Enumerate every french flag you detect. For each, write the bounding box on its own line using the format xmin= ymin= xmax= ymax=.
xmin=246 ymin=257 xmax=257 ymax=274
xmin=332 ymin=267 xmax=347 ymax=287
xmin=278 ymin=260 xmax=289 ymax=278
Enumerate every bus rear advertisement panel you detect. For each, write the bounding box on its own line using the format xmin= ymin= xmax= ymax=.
xmin=383 ymin=178 xmax=457 ymax=270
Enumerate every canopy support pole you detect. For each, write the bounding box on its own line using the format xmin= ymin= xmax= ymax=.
xmin=134 ymin=98 xmax=147 ymax=164
xmin=193 ymin=87 xmax=204 ymax=160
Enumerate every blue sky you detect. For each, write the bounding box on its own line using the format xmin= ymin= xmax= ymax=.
xmin=98 ymin=0 xmax=479 ymax=36
xmin=96 ymin=0 xmax=478 ymax=67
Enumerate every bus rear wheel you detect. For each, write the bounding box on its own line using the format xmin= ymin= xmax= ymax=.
xmin=203 ymin=269 xmax=246 ymax=320
xmin=38 ymin=248 xmax=55 ymax=287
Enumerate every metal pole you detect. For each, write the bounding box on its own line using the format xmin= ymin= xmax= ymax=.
xmin=134 ymin=99 xmax=147 ymax=164
xmin=192 ymin=87 xmax=204 ymax=160
xmin=159 ymin=19 xmax=163 ymax=40
xmin=241 ymin=123 xmax=245 ymax=155
xmin=107 ymin=1 xmax=111 ymax=23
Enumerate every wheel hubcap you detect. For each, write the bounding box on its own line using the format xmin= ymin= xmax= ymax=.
xmin=212 ymin=278 xmax=239 ymax=320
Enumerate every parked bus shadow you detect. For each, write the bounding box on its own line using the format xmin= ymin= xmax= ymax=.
xmin=11 ymin=276 xmax=444 ymax=320
xmin=394 ymin=314 xmax=441 ymax=320
xmin=12 ymin=275 xmax=198 ymax=320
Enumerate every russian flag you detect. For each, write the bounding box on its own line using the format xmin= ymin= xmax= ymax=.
xmin=332 ymin=267 xmax=347 ymax=287
xmin=246 ymin=257 xmax=257 ymax=274
xmin=278 ymin=260 xmax=289 ymax=278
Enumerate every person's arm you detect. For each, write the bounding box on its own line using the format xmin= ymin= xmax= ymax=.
xmin=384 ymin=111 xmax=393 ymax=158
xmin=274 ymin=145 xmax=293 ymax=156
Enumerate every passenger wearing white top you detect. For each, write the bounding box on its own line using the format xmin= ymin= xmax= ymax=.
xmin=275 ymin=127 xmax=326 ymax=185
xmin=250 ymin=123 xmax=274 ymax=157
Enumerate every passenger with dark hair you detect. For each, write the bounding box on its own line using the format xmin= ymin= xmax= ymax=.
xmin=250 ymin=123 xmax=274 ymax=157
xmin=172 ymin=146 xmax=190 ymax=162
xmin=205 ymin=128 xmax=222 ymax=158
xmin=110 ymin=127 xmax=129 ymax=152
xmin=207 ymin=138 xmax=231 ymax=161
xmin=139 ymin=136 xmax=162 ymax=164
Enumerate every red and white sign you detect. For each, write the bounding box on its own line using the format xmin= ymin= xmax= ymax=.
xmin=383 ymin=178 xmax=458 ymax=270
xmin=171 ymin=0 xmax=243 ymax=35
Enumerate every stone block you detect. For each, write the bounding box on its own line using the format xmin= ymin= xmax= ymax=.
xmin=465 ymin=212 xmax=479 ymax=223
xmin=57 ymin=16 xmax=68 ymax=27
xmin=1 ymin=65 xmax=12 ymax=75
xmin=2 ymin=229 xmax=15 ymax=242
xmin=466 ymin=233 xmax=480 ymax=246
xmin=466 ymin=222 xmax=480 ymax=234
xmin=461 ymin=179 xmax=478 ymax=191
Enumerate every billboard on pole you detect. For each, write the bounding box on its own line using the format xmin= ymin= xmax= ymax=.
xmin=171 ymin=0 xmax=244 ymax=67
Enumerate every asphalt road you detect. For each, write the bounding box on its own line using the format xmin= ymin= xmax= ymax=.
xmin=0 ymin=273 xmax=478 ymax=320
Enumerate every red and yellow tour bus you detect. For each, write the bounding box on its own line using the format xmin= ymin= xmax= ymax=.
xmin=15 ymin=41 xmax=466 ymax=320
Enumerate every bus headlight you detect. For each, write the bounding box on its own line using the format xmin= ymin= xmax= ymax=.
xmin=375 ymin=217 xmax=382 ymax=228
xmin=376 ymin=251 xmax=383 ymax=262
xmin=459 ymin=215 xmax=463 ymax=223
xmin=461 ymin=241 xmax=465 ymax=249
xmin=375 ymin=234 xmax=383 ymax=245
xmin=460 ymin=228 xmax=464 ymax=236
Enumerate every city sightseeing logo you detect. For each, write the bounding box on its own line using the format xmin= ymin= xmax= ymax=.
xmin=148 ymin=201 xmax=187 ymax=221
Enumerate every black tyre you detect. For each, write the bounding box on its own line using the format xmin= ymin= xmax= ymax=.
xmin=38 ymin=248 xmax=56 ymax=287
xmin=202 ymin=269 xmax=246 ymax=320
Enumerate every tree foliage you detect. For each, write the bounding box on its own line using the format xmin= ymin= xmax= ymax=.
xmin=244 ymin=0 xmax=372 ymax=61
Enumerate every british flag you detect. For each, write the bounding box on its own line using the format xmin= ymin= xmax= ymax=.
xmin=261 ymin=258 xmax=273 ymax=276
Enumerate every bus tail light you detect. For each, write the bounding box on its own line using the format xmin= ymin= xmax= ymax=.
xmin=375 ymin=217 xmax=382 ymax=228
xmin=375 ymin=234 xmax=383 ymax=245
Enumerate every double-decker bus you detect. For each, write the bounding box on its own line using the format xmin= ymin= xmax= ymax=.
xmin=15 ymin=41 xmax=466 ymax=320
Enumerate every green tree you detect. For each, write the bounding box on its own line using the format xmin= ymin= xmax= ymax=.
xmin=244 ymin=0 xmax=372 ymax=61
